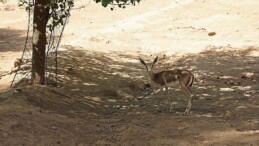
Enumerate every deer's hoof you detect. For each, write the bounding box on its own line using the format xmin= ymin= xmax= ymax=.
xmin=184 ymin=110 xmax=191 ymax=115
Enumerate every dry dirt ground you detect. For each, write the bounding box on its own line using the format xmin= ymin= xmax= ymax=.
xmin=0 ymin=0 xmax=259 ymax=146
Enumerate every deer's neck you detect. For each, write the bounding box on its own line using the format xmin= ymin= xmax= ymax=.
xmin=148 ymin=71 xmax=155 ymax=81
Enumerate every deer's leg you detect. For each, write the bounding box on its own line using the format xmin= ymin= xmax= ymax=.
xmin=162 ymin=75 xmax=173 ymax=113
xmin=155 ymin=86 xmax=164 ymax=113
xmin=165 ymin=86 xmax=173 ymax=113
xmin=186 ymin=86 xmax=193 ymax=115
xmin=179 ymin=81 xmax=193 ymax=115
xmin=185 ymin=93 xmax=193 ymax=115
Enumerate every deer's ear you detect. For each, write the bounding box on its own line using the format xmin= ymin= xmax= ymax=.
xmin=139 ymin=58 xmax=146 ymax=65
xmin=153 ymin=56 xmax=158 ymax=63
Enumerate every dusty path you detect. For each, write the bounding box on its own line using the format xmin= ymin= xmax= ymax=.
xmin=63 ymin=0 xmax=259 ymax=55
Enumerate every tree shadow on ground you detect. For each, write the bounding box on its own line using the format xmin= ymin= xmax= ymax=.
xmin=178 ymin=46 xmax=259 ymax=131
xmin=39 ymin=45 xmax=150 ymax=118
xmin=11 ymin=46 xmax=258 ymax=121
xmin=185 ymin=47 xmax=258 ymax=110
xmin=0 ymin=45 xmax=258 ymax=145
xmin=0 ymin=28 xmax=26 ymax=52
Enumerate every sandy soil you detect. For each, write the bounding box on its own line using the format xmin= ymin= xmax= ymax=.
xmin=0 ymin=0 xmax=259 ymax=145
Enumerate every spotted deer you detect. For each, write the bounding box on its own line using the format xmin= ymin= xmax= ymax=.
xmin=139 ymin=56 xmax=194 ymax=114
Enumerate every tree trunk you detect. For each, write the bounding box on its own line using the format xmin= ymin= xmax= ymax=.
xmin=31 ymin=0 xmax=49 ymax=85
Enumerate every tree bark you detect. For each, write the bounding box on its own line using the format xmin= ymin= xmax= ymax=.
xmin=31 ymin=0 xmax=49 ymax=85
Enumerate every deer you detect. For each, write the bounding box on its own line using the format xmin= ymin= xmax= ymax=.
xmin=139 ymin=56 xmax=194 ymax=115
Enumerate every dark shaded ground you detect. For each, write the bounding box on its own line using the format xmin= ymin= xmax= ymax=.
xmin=0 ymin=46 xmax=258 ymax=146
xmin=0 ymin=28 xmax=26 ymax=52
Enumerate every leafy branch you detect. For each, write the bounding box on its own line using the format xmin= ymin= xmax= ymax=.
xmin=18 ymin=0 xmax=74 ymax=32
xmin=94 ymin=0 xmax=141 ymax=10
xmin=18 ymin=0 xmax=141 ymax=31
xmin=46 ymin=0 xmax=74 ymax=32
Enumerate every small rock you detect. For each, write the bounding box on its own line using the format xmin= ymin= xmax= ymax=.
xmin=114 ymin=105 xmax=121 ymax=108
xmin=208 ymin=32 xmax=216 ymax=36
xmin=51 ymin=126 xmax=57 ymax=130
xmin=236 ymin=106 xmax=246 ymax=109
xmin=219 ymin=88 xmax=234 ymax=92
xmin=244 ymin=93 xmax=251 ymax=97
xmin=178 ymin=126 xmax=188 ymax=130
xmin=66 ymin=67 xmax=73 ymax=72
xmin=14 ymin=88 xmax=22 ymax=93
xmin=241 ymin=72 xmax=255 ymax=79
xmin=110 ymin=125 xmax=115 ymax=128
xmin=121 ymin=105 xmax=127 ymax=110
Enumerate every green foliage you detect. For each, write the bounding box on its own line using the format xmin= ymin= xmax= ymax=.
xmin=18 ymin=0 xmax=140 ymax=31
xmin=18 ymin=0 xmax=33 ymax=11
xmin=94 ymin=0 xmax=141 ymax=8
xmin=45 ymin=0 xmax=74 ymax=31
xmin=18 ymin=0 xmax=74 ymax=32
